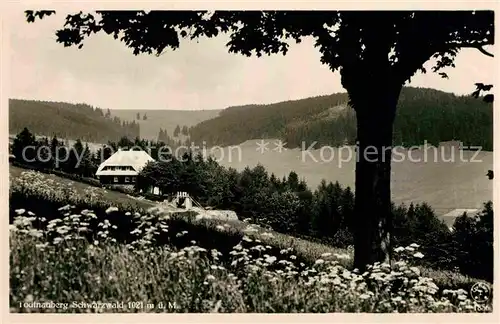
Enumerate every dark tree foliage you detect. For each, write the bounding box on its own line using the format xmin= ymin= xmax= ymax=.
xmin=12 ymin=128 xmax=97 ymax=177
xmin=25 ymin=9 xmax=494 ymax=270
xmin=173 ymin=124 xmax=181 ymax=137
xmin=472 ymin=83 xmax=494 ymax=103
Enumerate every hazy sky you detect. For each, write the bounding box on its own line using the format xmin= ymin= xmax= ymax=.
xmin=9 ymin=10 xmax=495 ymax=111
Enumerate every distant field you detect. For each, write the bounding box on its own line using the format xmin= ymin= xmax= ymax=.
xmin=110 ymin=109 xmax=221 ymax=140
xmin=212 ymin=139 xmax=493 ymax=219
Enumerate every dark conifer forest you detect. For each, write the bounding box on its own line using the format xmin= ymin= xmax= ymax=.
xmin=189 ymin=87 xmax=493 ymax=151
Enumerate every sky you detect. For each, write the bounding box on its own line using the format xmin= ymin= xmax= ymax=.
xmin=8 ymin=10 xmax=496 ymax=111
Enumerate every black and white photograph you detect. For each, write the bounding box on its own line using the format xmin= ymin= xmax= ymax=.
xmin=5 ymin=3 xmax=496 ymax=316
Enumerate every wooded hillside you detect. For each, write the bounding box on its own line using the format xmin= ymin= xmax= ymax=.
xmin=189 ymin=87 xmax=493 ymax=151
xmin=9 ymin=99 xmax=140 ymax=143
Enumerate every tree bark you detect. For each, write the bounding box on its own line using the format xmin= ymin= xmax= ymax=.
xmin=350 ymin=83 xmax=402 ymax=271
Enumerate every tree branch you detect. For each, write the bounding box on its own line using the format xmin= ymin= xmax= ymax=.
xmin=475 ymin=46 xmax=494 ymax=57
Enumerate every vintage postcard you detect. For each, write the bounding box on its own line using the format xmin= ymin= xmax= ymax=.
xmin=2 ymin=1 xmax=497 ymax=322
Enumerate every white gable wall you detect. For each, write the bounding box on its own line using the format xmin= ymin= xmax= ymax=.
xmin=96 ymin=150 xmax=154 ymax=176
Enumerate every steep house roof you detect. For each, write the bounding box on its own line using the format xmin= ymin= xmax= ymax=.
xmin=96 ymin=149 xmax=154 ymax=176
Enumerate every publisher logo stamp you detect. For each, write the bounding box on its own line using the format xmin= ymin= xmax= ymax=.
xmin=470 ymin=282 xmax=491 ymax=304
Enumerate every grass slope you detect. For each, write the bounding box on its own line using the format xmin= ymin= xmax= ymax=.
xmin=8 ymin=165 xmax=488 ymax=295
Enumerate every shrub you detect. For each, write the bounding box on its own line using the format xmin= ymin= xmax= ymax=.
xmin=257 ymin=190 xmax=303 ymax=233
xmin=450 ymin=202 xmax=493 ymax=281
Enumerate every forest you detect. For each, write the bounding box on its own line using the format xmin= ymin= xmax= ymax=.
xmin=9 ymin=99 xmax=140 ymax=143
xmin=189 ymin=87 xmax=493 ymax=151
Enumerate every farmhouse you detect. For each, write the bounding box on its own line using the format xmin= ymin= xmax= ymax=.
xmin=95 ymin=149 xmax=154 ymax=185
xmin=443 ymin=208 xmax=480 ymax=232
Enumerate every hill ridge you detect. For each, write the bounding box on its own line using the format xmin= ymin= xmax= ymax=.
xmin=189 ymin=86 xmax=492 ymax=150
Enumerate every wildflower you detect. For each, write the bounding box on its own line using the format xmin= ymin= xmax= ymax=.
xmin=131 ymin=228 xmax=142 ymax=235
xmin=409 ymin=267 xmax=421 ymax=276
xmin=206 ymin=274 xmax=216 ymax=281
xmin=320 ymin=252 xmax=332 ymax=258
xmin=394 ymin=261 xmax=406 ymax=268
xmin=15 ymin=209 xmax=26 ymax=215
xmin=405 ymin=246 xmax=415 ymax=252
xmin=105 ymin=206 xmax=119 ymax=214
xmin=27 ymin=211 xmax=35 ymax=216
xmin=24 ymin=294 xmax=34 ymax=303
xmin=265 ymin=256 xmax=277 ymax=264
xmin=338 ymin=253 xmax=351 ymax=260
xmin=394 ymin=246 xmax=405 ymax=253
xmin=35 ymin=243 xmax=48 ymax=250
xmin=341 ymin=270 xmax=352 ymax=280
xmin=244 ymin=227 xmax=258 ymax=234
xmin=409 ymin=243 xmax=420 ymax=248
xmin=413 ymin=252 xmax=424 ymax=259
xmin=315 ymin=259 xmax=325 ymax=265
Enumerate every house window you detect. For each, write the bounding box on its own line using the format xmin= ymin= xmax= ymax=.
xmin=125 ymin=177 xmax=130 ymax=183
xmin=131 ymin=177 xmax=136 ymax=183
xmin=113 ymin=177 xmax=118 ymax=183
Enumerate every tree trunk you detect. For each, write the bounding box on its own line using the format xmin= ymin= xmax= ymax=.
xmin=351 ymin=84 xmax=402 ymax=271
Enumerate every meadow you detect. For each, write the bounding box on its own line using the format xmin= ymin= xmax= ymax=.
xmin=9 ymin=169 xmax=492 ymax=313
xmin=110 ymin=109 xmax=221 ymax=141
xmin=214 ymin=139 xmax=493 ymax=221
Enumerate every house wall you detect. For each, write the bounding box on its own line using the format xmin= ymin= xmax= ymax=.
xmin=99 ymin=175 xmax=137 ymax=185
